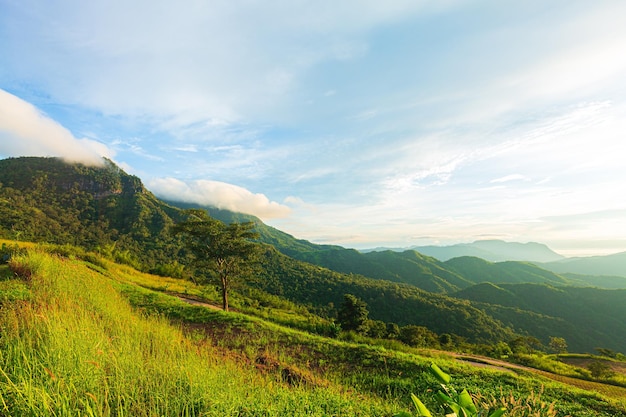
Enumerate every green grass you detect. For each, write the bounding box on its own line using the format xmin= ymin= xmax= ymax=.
xmin=1 ymin=249 xmax=626 ymax=416
xmin=0 ymin=251 xmax=395 ymax=416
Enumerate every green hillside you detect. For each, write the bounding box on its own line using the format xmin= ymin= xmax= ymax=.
xmin=0 ymin=156 xmax=185 ymax=271
xmin=454 ymin=283 xmax=626 ymax=352
xmin=445 ymin=256 xmax=571 ymax=286
xmin=256 ymin=246 xmax=514 ymax=343
xmin=2 ymin=156 xmax=626 ymax=354
xmin=3 ymin=249 xmax=624 ymax=415
xmin=542 ymin=252 xmax=626 ymax=278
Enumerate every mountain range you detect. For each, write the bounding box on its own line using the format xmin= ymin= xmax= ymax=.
xmin=1 ymin=156 xmax=626 ymax=353
xmin=362 ymin=240 xmax=566 ymax=263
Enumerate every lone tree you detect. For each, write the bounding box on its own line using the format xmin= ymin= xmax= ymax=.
xmin=173 ymin=209 xmax=260 ymax=311
xmin=337 ymin=294 xmax=369 ymax=334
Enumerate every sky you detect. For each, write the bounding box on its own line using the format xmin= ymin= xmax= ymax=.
xmin=1 ymin=0 xmax=626 ymax=257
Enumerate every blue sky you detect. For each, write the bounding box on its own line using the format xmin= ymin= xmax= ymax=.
xmin=1 ymin=0 xmax=626 ymax=256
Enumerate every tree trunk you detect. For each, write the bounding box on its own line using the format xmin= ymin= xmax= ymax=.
xmin=221 ymin=275 xmax=229 ymax=311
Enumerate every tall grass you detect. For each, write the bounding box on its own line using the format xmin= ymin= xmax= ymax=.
xmin=2 ymin=249 xmax=625 ymax=416
xmin=0 ymin=251 xmax=393 ymax=416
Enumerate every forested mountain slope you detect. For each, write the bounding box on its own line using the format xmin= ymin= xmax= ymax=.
xmin=444 ymin=256 xmax=571 ymax=286
xmin=454 ymin=282 xmax=626 ymax=352
xmin=541 ymin=252 xmax=626 ymax=278
xmin=2 ymin=156 xmax=625 ymax=353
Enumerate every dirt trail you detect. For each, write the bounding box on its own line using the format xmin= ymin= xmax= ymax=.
xmin=169 ymin=293 xmax=223 ymax=310
xmin=443 ymin=352 xmax=626 ymax=399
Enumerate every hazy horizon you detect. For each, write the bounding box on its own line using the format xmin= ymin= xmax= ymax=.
xmin=2 ymin=1 xmax=625 ymax=257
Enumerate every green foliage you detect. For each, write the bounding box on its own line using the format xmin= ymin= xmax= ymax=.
xmin=509 ymin=336 xmax=543 ymax=354
xmin=366 ymin=319 xmax=388 ymax=339
xmin=399 ymin=325 xmax=439 ymax=348
xmin=458 ymin=282 xmax=626 ymax=353
xmin=549 ymin=336 xmax=568 ymax=353
xmin=337 ymin=294 xmax=370 ymax=334
xmin=446 ymin=257 xmax=570 ymax=287
xmin=0 ymin=273 xmax=31 ymax=304
xmin=396 ymin=364 xmax=506 ymax=417
xmin=172 ymin=209 xmax=261 ymax=311
xmin=257 ymin=246 xmax=517 ymax=345
xmin=0 ymin=242 xmax=23 ymax=264
xmin=473 ymin=387 xmax=560 ymax=417
xmin=588 ymin=360 xmax=615 ymax=379
xmin=0 ymin=157 xmax=185 ymax=272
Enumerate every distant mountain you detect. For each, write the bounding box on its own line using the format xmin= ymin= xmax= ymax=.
xmin=559 ymin=273 xmax=626 ymax=289
xmin=454 ymin=283 xmax=626 ymax=352
xmin=365 ymin=240 xmax=565 ymax=263
xmin=444 ymin=256 xmax=571 ymax=286
xmin=541 ymin=252 xmax=626 ymax=278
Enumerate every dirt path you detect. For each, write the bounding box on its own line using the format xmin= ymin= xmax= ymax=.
xmin=443 ymin=352 xmax=626 ymax=399
xmin=169 ymin=293 xmax=223 ymax=310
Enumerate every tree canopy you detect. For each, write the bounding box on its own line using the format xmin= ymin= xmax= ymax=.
xmin=173 ymin=209 xmax=261 ymax=311
xmin=337 ymin=294 xmax=370 ymax=334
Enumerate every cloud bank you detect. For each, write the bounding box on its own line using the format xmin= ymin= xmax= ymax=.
xmin=0 ymin=89 xmax=111 ymax=165
xmin=147 ymin=177 xmax=291 ymax=220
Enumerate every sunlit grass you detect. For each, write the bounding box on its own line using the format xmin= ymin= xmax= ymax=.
xmin=1 ymin=248 xmax=625 ymax=416
xmin=0 ymin=250 xmax=395 ymax=416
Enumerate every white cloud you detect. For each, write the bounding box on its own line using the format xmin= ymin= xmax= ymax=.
xmin=0 ymin=0 xmax=455 ymax=130
xmin=147 ymin=177 xmax=291 ymax=220
xmin=0 ymin=89 xmax=113 ymax=165
xmin=490 ymin=174 xmax=527 ymax=184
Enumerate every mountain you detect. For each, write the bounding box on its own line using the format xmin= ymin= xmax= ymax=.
xmin=0 ymin=156 xmax=186 ymax=270
xmin=164 ymin=201 xmax=473 ymax=293
xmin=444 ymin=256 xmax=571 ymax=286
xmin=541 ymin=252 xmax=626 ymax=278
xmin=0 ymin=157 xmax=513 ymax=344
xmin=368 ymin=240 xmax=565 ymax=263
xmin=3 ymin=156 xmax=626 ymax=352
xmin=162 ymin=200 xmax=344 ymax=257
xmin=454 ymin=283 xmax=626 ymax=352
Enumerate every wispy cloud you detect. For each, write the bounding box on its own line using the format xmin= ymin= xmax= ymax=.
xmin=147 ymin=177 xmax=291 ymax=220
xmin=0 ymin=89 xmax=112 ymax=165
xmin=0 ymin=0 xmax=441 ymax=130
xmin=490 ymin=174 xmax=527 ymax=184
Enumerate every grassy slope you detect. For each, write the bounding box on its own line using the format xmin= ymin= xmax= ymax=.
xmin=0 ymin=251 xmax=393 ymax=416
xmin=1 ymin=249 xmax=626 ymax=416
